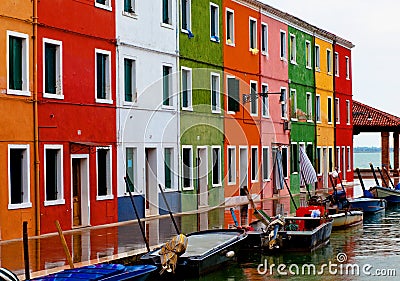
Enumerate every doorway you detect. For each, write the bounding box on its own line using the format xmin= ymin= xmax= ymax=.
xmin=197 ymin=147 xmax=208 ymax=208
xmin=71 ymin=155 xmax=89 ymax=227
xmin=145 ymin=148 xmax=158 ymax=216
xmin=342 ymin=146 xmax=346 ymax=180
xmin=322 ymin=147 xmax=328 ymax=188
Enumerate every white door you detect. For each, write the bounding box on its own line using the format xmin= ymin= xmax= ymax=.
xmin=71 ymin=155 xmax=90 ymax=227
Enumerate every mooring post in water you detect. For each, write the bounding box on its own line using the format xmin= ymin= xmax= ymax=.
xmin=55 ymin=220 xmax=74 ymax=269
xmin=377 ymin=167 xmax=389 ymax=187
xmin=383 ymin=166 xmax=396 ymax=188
xmin=356 ymin=168 xmax=367 ymax=195
xmin=158 ymin=184 xmax=180 ymax=235
xmin=369 ymin=163 xmax=380 ymax=186
xmin=23 ymin=221 xmax=30 ymax=280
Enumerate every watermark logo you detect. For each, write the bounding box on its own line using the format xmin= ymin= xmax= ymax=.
xmin=257 ymin=252 xmax=396 ymax=277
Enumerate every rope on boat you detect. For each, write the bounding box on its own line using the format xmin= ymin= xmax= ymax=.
xmin=159 ymin=234 xmax=188 ymax=274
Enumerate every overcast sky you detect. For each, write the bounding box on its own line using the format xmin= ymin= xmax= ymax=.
xmin=260 ymin=0 xmax=399 ymax=147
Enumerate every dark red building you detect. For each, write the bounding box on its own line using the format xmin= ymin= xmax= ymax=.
xmin=37 ymin=0 xmax=117 ymax=234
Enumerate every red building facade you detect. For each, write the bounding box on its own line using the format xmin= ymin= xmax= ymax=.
xmin=37 ymin=0 xmax=117 ymax=234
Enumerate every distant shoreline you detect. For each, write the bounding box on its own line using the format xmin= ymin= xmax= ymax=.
xmin=354 ymin=147 xmax=396 ymax=153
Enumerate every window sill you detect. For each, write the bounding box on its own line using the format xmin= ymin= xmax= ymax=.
xmin=212 ymin=183 xmax=222 ymax=188
xmin=95 ymin=2 xmax=112 ymax=11
xmin=227 ymin=111 xmax=236 ymax=115
xmin=182 ymin=107 xmax=193 ymax=112
xmin=210 ymin=36 xmax=220 ymax=43
xmin=43 ymin=93 xmax=64 ymax=100
xmin=226 ymin=41 xmax=235 ymax=47
xmin=263 ymin=179 xmax=271 ymax=182
xmin=328 ymin=122 xmax=333 ymax=125
xmin=122 ymin=11 xmax=138 ymax=19
xmin=8 ymin=202 xmax=32 ymax=210
xmin=212 ymin=109 xmax=221 ymax=114
xmin=227 ymin=181 xmax=236 ymax=186
xmin=250 ymin=113 xmax=259 ymax=117
xmin=262 ymin=115 xmax=270 ymax=119
xmin=161 ymin=105 xmax=175 ymax=110
xmin=261 ymin=51 xmax=268 ymax=57
xmin=316 ymin=121 xmax=322 ymax=124
xmin=7 ymin=89 xmax=30 ymax=96
xmin=316 ymin=68 xmax=320 ymax=72
xmin=346 ymin=77 xmax=350 ymax=80
xmin=327 ymin=72 xmax=333 ymax=76
xmin=182 ymin=187 xmax=194 ymax=191
xmin=290 ymin=60 xmax=297 ymax=65
xmin=96 ymin=194 xmax=114 ymax=201
xmin=96 ymin=98 xmax=113 ymax=104
xmin=44 ymin=199 xmax=66 ymax=206
xmin=291 ymin=118 xmax=298 ymax=121
xmin=280 ymin=57 xmax=287 ymax=62
xmin=335 ymin=74 xmax=339 ymax=77
xmin=123 ymin=191 xmax=143 ymax=196
xmin=306 ymin=66 xmax=312 ymax=70
xmin=123 ymin=101 xmax=137 ymax=107
xmin=161 ymin=22 xmax=174 ymax=29
xmin=292 ymin=172 xmax=299 ymax=175
xmin=307 ymin=120 xmax=314 ymax=123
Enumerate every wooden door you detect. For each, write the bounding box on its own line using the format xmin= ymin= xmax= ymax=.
xmin=72 ymin=159 xmax=81 ymax=227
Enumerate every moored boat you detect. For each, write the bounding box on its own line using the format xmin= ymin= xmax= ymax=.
xmin=370 ymin=186 xmax=400 ymax=203
xmin=348 ymin=197 xmax=386 ymax=213
xmin=29 ymin=263 xmax=157 ymax=281
xmin=328 ymin=209 xmax=363 ymax=229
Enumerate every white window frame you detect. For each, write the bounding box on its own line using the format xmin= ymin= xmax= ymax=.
xmin=336 ymin=146 xmax=341 ymax=172
xmin=346 ymin=100 xmax=350 ymax=125
xmin=250 ymin=146 xmax=258 ymax=183
xmin=225 ymin=8 xmax=235 ymax=46
xmin=334 ymin=52 xmax=339 ymax=77
xmin=211 ymin=145 xmax=222 ymax=187
xmin=280 ymin=30 xmax=286 ymax=60
xmin=315 ymin=44 xmax=320 ymax=71
xmin=181 ymin=66 xmax=192 ymax=110
xmin=327 ymin=96 xmax=333 ymax=124
xmin=123 ymin=0 xmax=136 ymax=15
xmin=43 ymin=38 xmax=63 ymax=99
xmin=327 ymin=49 xmax=332 ymax=74
xmin=227 ymin=146 xmax=236 ymax=185
xmin=347 ymin=146 xmax=351 ymax=172
xmin=335 ymin=97 xmax=340 ymax=124
xmin=7 ymin=31 xmax=30 ymax=96
xmin=305 ymin=40 xmax=312 ymax=69
xmin=211 ymin=72 xmax=221 ymax=113
xmin=290 ymin=33 xmax=296 ymax=64
xmin=181 ymin=0 xmax=192 ymax=33
xmin=123 ymin=56 xmax=137 ymax=105
xmin=125 ymin=146 xmax=138 ymax=195
xmin=161 ymin=0 xmax=173 ymax=27
xmin=95 ymin=0 xmax=112 ymax=11
xmin=95 ymin=49 xmax=112 ymax=104
xmin=345 ymin=56 xmax=350 ymax=80
xmin=290 ymin=88 xmax=297 ymax=120
xmin=8 ymin=144 xmax=32 ymax=209
xmin=261 ymin=83 xmax=269 ymax=118
xmin=44 ymin=144 xmax=65 ymax=206
xmin=210 ymin=3 xmax=220 ymax=42
xmin=261 ymin=22 xmax=268 ymax=55
xmin=262 ymin=146 xmax=270 ymax=181
xmin=96 ymin=146 xmax=113 ymax=200
xmin=182 ymin=145 xmax=193 ymax=190
xmin=280 ymin=87 xmax=287 ymax=119
xmin=316 ymin=94 xmax=321 ymax=123
xmin=250 ymin=80 xmax=258 ymax=116
xmin=162 ymin=63 xmax=174 ymax=108
xmin=249 ymin=17 xmax=257 ymax=51
xmin=306 ymin=92 xmax=313 ymax=122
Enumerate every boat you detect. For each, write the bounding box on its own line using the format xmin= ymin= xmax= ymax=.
xmin=140 ymin=228 xmax=247 ymax=277
xmin=29 ymin=263 xmax=157 ymax=281
xmin=370 ymin=186 xmax=400 ymax=203
xmin=347 ymin=197 xmax=387 ymax=213
xmin=327 ymin=209 xmax=363 ymax=229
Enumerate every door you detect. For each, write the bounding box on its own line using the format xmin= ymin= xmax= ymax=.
xmin=322 ymin=148 xmax=328 ymax=188
xmin=197 ymin=147 xmax=208 ymax=208
xmin=72 ymin=159 xmax=81 ymax=227
xmin=342 ymin=147 xmax=346 ymax=180
xmin=145 ymin=148 xmax=158 ymax=216
xmin=72 ymin=155 xmax=89 ymax=227
xmin=239 ymin=147 xmax=248 ymax=225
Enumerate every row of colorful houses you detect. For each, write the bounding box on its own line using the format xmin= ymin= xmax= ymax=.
xmin=0 ymin=0 xmax=354 ymax=240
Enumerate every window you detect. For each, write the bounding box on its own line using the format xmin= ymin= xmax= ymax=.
xmin=306 ymin=92 xmax=312 ymax=121
xmin=280 ymin=30 xmax=286 ymax=59
xmin=306 ymin=144 xmax=313 ymax=164
xmin=261 ymin=23 xmax=268 ymax=55
xmin=249 ymin=18 xmax=257 ymax=50
xmin=124 ymin=58 xmax=136 ymax=103
xmin=347 ymin=147 xmax=351 ymax=171
xmin=280 ymin=87 xmax=287 ymax=119
xmin=210 ymin=3 xmax=219 ymax=41
xmin=8 ymin=145 xmax=31 ymax=209
xmin=43 ymin=39 xmax=63 ymax=98
xmin=281 ymin=147 xmax=288 ymax=178
xmin=315 ymin=45 xmax=320 ymax=70
xmin=227 ymin=76 xmax=239 ymax=112
xmin=181 ymin=67 xmax=192 ymax=109
xmin=182 ymin=146 xmax=193 ymax=189
xmin=95 ymin=0 xmax=111 ymax=10
xmin=316 ymin=95 xmax=321 ymax=122
xmin=164 ymin=148 xmax=173 ymax=189
xmin=327 ymin=96 xmax=332 ymax=124
xmin=346 ymin=100 xmax=350 ymax=124
xmin=251 ymin=147 xmax=258 ymax=182
xmin=334 ymin=52 xmax=339 ymax=76
xmin=305 ymin=41 xmax=311 ymax=68
xmin=316 ymin=147 xmax=321 ymax=175
xmin=126 ymin=147 xmax=137 ymax=193
xmin=328 ymin=147 xmax=333 ymax=172
xmin=345 ymin=56 xmax=350 ymax=79
xmin=327 ymin=49 xmax=332 ymax=74
xmin=290 ymin=34 xmax=296 ymax=63
xmin=181 ymin=0 xmax=191 ymax=32
xmin=212 ymin=146 xmax=221 ymax=186
xmin=124 ymin=0 xmax=135 ymax=13
xmin=250 ymin=81 xmax=258 ymax=116
xmin=290 ymin=89 xmax=297 ymax=119
xmin=291 ymin=143 xmax=298 ymax=173
xmin=7 ymin=31 xmax=29 ymax=95
xmin=95 ymin=49 xmax=112 ymax=103
xmin=162 ymin=0 xmax=172 ymax=25
xmin=226 ymin=9 xmax=234 ymax=45
xmin=44 ymin=145 xmax=64 ymax=205
xmin=262 ymin=147 xmax=269 ymax=181
xmin=261 ymin=84 xmax=269 ymax=117
xmin=336 ymin=147 xmax=341 ymax=172
xmin=163 ymin=65 xmax=172 ymax=106
xmin=97 ymin=147 xmax=112 ymax=199
xmin=211 ymin=73 xmax=220 ymax=113
xmin=227 ymin=146 xmax=236 ymax=184
xmin=335 ymin=98 xmax=340 ymax=123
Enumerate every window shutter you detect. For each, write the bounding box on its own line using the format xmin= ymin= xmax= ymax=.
xmin=182 ymin=71 xmax=188 ymax=107
xmin=45 ymin=44 xmax=57 ymax=94
xmin=228 ymin=78 xmax=239 ymax=112
xmin=9 ymin=37 xmax=23 ymax=90
xmin=124 ymin=0 xmax=130 ymax=12
xmin=124 ymin=59 xmax=132 ymax=102
xmin=182 ymin=0 xmax=187 ymax=30
xmin=211 ymin=8 xmax=216 ymax=36
xmin=163 ymin=66 xmax=170 ymax=106
xmin=164 ymin=149 xmax=172 ymax=189
xmin=163 ymin=0 xmax=169 ymax=23
xmin=97 ymin=54 xmax=106 ymax=99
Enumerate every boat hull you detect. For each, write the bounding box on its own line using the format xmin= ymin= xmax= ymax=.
xmin=370 ymin=186 xmax=400 ymax=203
xmin=348 ymin=198 xmax=386 ymax=213
xmin=329 ymin=210 xmax=363 ymax=229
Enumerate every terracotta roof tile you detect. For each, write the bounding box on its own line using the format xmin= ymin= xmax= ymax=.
xmin=353 ymin=100 xmax=400 ymax=128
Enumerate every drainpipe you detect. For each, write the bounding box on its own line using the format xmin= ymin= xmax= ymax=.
xmin=312 ymin=31 xmax=317 ymax=191
xmin=33 ymin=0 xmax=40 ymax=236
xmin=332 ymin=37 xmax=337 ymax=184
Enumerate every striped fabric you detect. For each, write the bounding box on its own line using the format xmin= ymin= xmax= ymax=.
xmin=273 ymin=150 xmax=284 ymax=190
xmin=299 ymin=146 xmax=317 ymax=185
xmin=0 ymin=268 xmax=18 ymax=281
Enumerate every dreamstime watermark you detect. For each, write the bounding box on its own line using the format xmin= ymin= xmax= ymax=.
xmin=257 ymin=253 xmax=397 ymax=277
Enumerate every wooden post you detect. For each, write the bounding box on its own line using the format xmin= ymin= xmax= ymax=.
xmin=394 ymin=132 xmax=399 ymax=177
xmin=23 ymin=221 xmax=30 ymax=280
xmin=55 ymin=220 xmax=74 ymax=268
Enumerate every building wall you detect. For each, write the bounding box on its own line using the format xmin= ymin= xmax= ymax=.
xmin=0 ymin=0 xmax=35 ymax=240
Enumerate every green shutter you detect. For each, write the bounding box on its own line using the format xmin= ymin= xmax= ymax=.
xmin=124 ymin=59 xmax=132 ymax=102
xmin=164 ymin=149 xmax=172 ymax=189
xmin=126 ymin=148 xmax=134 ymax=192
xmin=163 ymin=0 xmax=169 ymax=24
xmin=211 ymin=7 xmax=216 ymax=36
xmin=182 ymin=70 xmax=188 ymax=107
xmin=212 ymin=76 xmax=217 ymax=110
xmin=228 ymin=78 xmax=239 ymax=112
xmin=182 ymin=0 xmax=187 ymax=30
xmin=45 ymin=44 xmax=57 ymax=94
xmin=9 ymin=37 xmax=23 ymax=90
xmin=163 ymin=66 xmax=170 ymax=106
xmin=124 ymin=0 xmax=131 ymax=12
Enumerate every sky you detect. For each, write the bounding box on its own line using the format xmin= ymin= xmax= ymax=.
xmin=260 ymin=0 xmax=399 ymax=147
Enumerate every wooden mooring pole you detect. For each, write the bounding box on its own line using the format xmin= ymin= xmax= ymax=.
xmin=55 ymin=220 xmax=74 ymax=269
xmin=23 ymin=221 xmax=30 ymax=280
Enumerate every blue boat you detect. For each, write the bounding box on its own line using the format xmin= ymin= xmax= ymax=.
xmin=370 ymin=186 xmax=400 ymax=203
xmin=29 ymin=263 xmax=157 ymax=281
xmin=347 ymin=197 xmax=386 ymax=213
